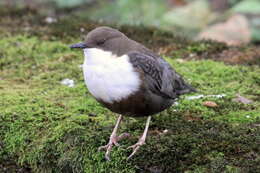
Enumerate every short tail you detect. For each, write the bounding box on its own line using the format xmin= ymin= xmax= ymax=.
xmin=176 ymin=82 xmax=196 ymax=95
xmin=173 ymin=73 xmax=196 ymax=96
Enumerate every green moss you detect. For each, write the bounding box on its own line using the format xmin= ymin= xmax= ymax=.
xmin=0 ymin=31 xmax=259 ymax=172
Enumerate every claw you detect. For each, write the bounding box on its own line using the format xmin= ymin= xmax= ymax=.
xmin=98 ymin=139 xmax=117 ymax=161
xmin=127 ymin=140 xmax=145 ymax=160
xmin=98 ymin=132 xmax=130 ymax=161
xmin=98 ymin=145 xmax=107 ymax=151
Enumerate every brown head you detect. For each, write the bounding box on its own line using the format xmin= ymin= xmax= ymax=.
xmin=70 ymin=26 xmax=143 ymax=56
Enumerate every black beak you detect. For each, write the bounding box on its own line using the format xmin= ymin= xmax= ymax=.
xmin=70 ymin=42 xmax=88 ymax=49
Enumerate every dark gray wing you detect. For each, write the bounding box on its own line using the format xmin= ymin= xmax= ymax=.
xmin=128 ymin=51 xmax=195 ymax=99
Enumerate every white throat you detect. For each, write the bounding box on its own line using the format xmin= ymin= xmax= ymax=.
xmin=83 ymin=48 xmax=140 ymax=103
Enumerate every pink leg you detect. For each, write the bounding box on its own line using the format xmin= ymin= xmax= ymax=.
xmin=127 ymin=116 xmax=151 ymax=160
xmin=98 ymin=114 xmax=130 ymax=161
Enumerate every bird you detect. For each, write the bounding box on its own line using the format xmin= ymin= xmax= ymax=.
xmin=70 ymin=26 xmax=196 ymax=161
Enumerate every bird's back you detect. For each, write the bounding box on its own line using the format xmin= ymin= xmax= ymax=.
xmin=125 ymin=39 xmax=196 ymax=98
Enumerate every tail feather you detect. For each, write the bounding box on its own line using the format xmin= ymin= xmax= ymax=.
xmin=176 ymin=84 xmax=196 ymax=95
xmin=173 ymin=73 xmax=196 ymax=96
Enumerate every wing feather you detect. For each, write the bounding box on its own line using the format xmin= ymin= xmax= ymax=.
xmin=128 ymin=51 xmax=195 ymax=99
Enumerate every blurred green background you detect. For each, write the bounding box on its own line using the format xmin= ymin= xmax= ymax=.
xmin=1 ymin=0 xmax=260 ymax=44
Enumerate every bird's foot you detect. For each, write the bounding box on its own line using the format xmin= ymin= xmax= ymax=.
xmin=127 ymin=139 xmax=145 ymax=160
xmin=98 ymin=133 xmax=130 ymax=161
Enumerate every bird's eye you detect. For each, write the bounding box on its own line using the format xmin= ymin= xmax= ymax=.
xmin=97 ymin=39 xmax=105 ymax=45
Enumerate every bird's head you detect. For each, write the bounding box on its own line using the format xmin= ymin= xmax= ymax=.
xmin=70 ymin=26 xmax=125 ymax=51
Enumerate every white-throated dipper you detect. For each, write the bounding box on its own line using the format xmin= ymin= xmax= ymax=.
xmin=70 ymin=26 xmax=195 ymax=160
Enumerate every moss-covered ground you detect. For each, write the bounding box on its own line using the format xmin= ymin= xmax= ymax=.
xmin=0 ymin=9 xmax=259 ymax=173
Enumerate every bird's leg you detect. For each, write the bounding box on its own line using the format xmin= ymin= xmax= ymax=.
xmin=127 ymin=116 xmax=151 ymax=160
xmin=98 ymin=114 xmax=130 ymax=161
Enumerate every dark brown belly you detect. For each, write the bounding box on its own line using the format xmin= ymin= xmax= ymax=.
xmin=98 ymin=89 xmax=175 ymax=117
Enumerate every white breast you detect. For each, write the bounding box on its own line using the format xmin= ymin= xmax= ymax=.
xmin=83 ymin=48 xmax=140 ymax=103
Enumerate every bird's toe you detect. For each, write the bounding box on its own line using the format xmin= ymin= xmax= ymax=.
xmin=99 ymin=132 xmax=131 ymax=160
xmin=127 ymin=140 xmax=145 ymax=160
